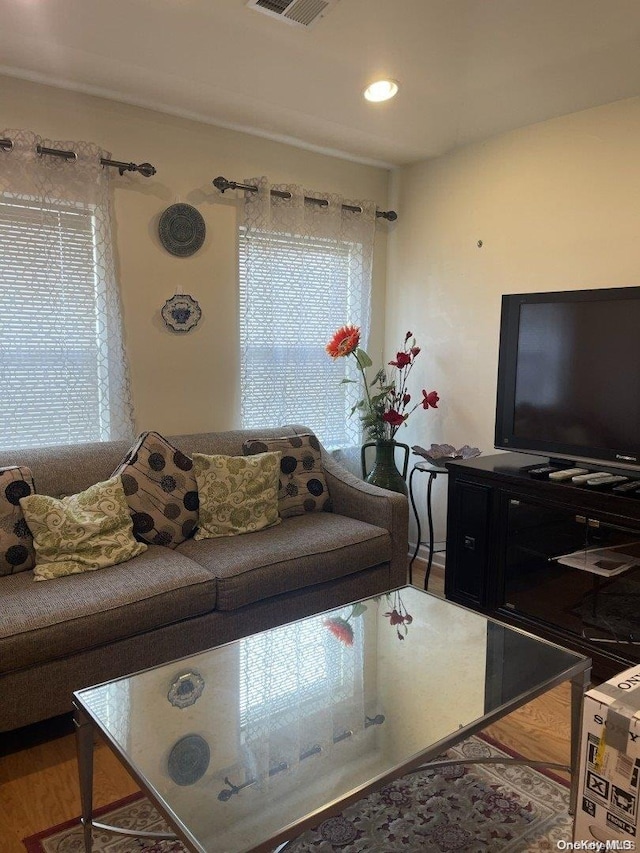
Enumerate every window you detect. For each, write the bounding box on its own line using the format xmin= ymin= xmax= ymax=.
xmin=0 ymin=196 xmax=126 ymax=449
xmin=238 ymin=228 xmax=367 ymax=450
xmin=239 ymin=615 xmax=358 ymax=730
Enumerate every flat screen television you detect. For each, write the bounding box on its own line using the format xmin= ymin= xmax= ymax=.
xmin=495 ymin=285 xmax=640 ymax=472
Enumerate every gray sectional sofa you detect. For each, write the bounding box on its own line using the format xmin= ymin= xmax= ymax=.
xmin=0 ymin=425 xmax=408 ymax=732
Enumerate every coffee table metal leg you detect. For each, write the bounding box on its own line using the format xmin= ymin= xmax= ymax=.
xmin=74 ymin=704 xmax=94 ymax=853
xmin=570 ymin=666 xmax=591 ymax=816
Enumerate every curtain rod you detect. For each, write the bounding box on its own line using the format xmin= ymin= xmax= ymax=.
xmin=0 ymin=137 xmax=156 ymax=177
xmin=212 ymin=176 xmax=397 ymax=221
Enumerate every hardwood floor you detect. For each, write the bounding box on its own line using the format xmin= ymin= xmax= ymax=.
xmin=0 ymin=560 xmax=577 ymax=853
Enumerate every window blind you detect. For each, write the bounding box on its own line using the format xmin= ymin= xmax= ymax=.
xmin=0 ymin=198 xmax=110 ymax=449
xmin=240 ymin=615 xmax=358 ymax=730
xmin=239 ymin=228 xmax=363 ymax=450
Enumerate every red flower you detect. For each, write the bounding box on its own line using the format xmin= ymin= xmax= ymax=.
xmin=403 ymin=393 xmax=411 ymax=405
xmin=325 ymin=325 xmax=360 ymax=359
xmin=404 ymin=331 xmax=413 ymax=341
xmin=382 ymin=409 xmax=405 ymax=427
xmin=385 ymin=608 xmax=404 ymax=625
xmin=389 ymin=351 xmax=411 ymax=368
xmin=323 ymin=616 xmax=354 ymax=646
xmin=422 ymin=390 xmax=440 ymax=409
xmin=411 ymin=346 xmax=421 ymax=357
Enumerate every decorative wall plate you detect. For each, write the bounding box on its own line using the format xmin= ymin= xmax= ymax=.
xmin=167 ymin=734 xmax=210 ymax=786
xmin=158 ymin=203 xmax=206 ymax=257
xmin=167 ymin=671 xmax=205 ymax=708
xmin=161 ymin=294 xmax=202 ymax=332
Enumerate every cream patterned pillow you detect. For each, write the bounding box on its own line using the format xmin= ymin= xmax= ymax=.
xmin=193 ymin=452 xmax=281 ymax=539
xmin=19 ymin=476 xmax=147 ymax=581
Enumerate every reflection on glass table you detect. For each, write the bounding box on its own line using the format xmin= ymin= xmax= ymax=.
xmin=74 ymin=586 xmax=590 ymax=853
xmin=505 ymin=498 xmax=640 ymax=658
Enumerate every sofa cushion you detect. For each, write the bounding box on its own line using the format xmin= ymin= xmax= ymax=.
xmin=177 ymin=512 xmax=391 ymax=611
xmin=0 ymin=545 xmax=217 ymax=674
xmin=20 ymin=476 xmax=147 ymax=581
xmin=0 ymin=466 xmax=36 ymax=576
xmin=193 ymin=451 xmax=281 ymax=539
xmin=112 ymin=431 xmax=199 ymax=547
xmin=242 ymin=433 xmax=332 ymax=517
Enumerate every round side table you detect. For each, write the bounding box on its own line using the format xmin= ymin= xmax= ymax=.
xmin=408 ymin=461 xmax=449 ymax=589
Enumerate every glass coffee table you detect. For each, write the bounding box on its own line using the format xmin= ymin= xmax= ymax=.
xmin=73 ymin=586 xmax=591 ymax=853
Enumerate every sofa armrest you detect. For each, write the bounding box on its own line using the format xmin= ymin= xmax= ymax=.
xmin=321 ymin=451 xmax=408 ymax=589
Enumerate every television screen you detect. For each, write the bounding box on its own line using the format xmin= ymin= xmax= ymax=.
xmin=495 ymin=286 xmax=640 ymax=469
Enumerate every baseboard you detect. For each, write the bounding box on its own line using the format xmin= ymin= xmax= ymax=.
xmin=408 ymin=543 xmax=446 ymax=570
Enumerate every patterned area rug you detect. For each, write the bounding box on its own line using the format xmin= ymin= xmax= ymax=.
xmin=23 ymin=735 xmax=572 ymax=853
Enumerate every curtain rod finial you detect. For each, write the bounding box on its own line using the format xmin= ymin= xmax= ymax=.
xmin=213 ymin=176 xmax=233 ymax=193
xmin=137 ymin=162 xmax=156 ymax=178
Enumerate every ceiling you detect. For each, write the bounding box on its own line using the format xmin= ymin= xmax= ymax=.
xmin=1 ymin=0 xmax=640 ymax=167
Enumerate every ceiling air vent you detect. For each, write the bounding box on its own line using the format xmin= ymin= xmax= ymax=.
xmin=247 ymin=0 xmax=338 ymax=29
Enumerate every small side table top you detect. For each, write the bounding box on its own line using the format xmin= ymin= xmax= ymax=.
xmin=408 ymin=461 xmax=449 ymax=590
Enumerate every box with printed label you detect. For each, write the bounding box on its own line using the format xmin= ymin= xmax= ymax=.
xmin=574 ymin=663 xmax=640 ymax=846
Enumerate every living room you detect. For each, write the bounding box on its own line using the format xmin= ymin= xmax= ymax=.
xmin=2 ymin=1 xmax=640 ymax=850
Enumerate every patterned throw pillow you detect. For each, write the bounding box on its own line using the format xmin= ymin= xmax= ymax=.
xmin=242 ymin=433 xmax=332 ymax=517
xmin=0 ymin=466 xmax=36 ymax=576
xmin=193 ymin=451 xmax=281 ymax=539
xmin=112 ymin=432 xmax=199 ymax=547
xmin=19 ymin=476 xmax=147 ymax=581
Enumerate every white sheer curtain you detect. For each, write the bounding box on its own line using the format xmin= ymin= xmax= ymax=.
xmin=239 ymin=177 xmax=376 ymax=461
xmin=0 ymin=128 xmax=135 ymax=449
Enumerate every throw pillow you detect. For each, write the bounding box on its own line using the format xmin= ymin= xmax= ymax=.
xmin=112 ymin=431 xmax=199 ymax=547
xmin=0 ymin=466 xmax=36 ymax=576
xmin=19 ymin=476 xmax=147 ymax=581
xmin=193 ymin=451 xmax=281 ymax=539
xmin=242 ymin=433 xmax=332 ymax=517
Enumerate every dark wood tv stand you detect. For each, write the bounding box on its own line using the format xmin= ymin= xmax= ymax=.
xmin=445 ymin=452 xmax=640 ymax=679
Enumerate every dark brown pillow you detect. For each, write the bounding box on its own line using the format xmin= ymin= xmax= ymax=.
xmin=242 ymin=433 xmax=332 ymax=517
xmin=0 ymin=466 xmax=36 ymax=575
xmin=112 ymin=432 xmax=198 ymax=547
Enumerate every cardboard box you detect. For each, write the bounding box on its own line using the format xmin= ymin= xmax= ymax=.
xmin=574 ymin=664 xmax=640 ymax=847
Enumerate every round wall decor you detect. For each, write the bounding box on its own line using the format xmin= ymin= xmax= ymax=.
xmin=167 ymin=734 xmax=210 ymax=786
xmin=167 ymin=671 xmax=205 ymax=708
xmin=158 ymin=203 xmax=206 ymax=257
xmin=162 ymin=294 xmax=202 ymax=332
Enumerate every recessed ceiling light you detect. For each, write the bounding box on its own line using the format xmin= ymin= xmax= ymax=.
xmin=363 ymin=79 xmax=399 ymax=103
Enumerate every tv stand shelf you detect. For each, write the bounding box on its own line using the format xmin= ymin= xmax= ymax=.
xmin=445 ymin=453 xmax=640 ymax=680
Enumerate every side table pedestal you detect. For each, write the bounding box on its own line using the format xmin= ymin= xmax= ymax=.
xmin=408 ymin=461 xmax=448 ymax=589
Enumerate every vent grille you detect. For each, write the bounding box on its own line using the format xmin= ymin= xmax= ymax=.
xmin=255 ymin=0 xmax=290 ymax=13
xmin=249 ymin=0 xmax=336 ymax=28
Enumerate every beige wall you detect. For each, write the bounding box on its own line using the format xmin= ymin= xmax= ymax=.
xmin=1 ymin=74 xmax=390 ymax=436
xmin=387 ymin=96 xmax=640 ymax=548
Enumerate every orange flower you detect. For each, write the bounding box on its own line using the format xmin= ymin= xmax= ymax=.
xmin=323 ymin=616 xmax=354 ymax=646
xmin=325 ymin=325 xmax=361 ymax=359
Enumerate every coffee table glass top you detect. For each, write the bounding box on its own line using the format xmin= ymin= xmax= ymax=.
xmin=75 ymin=586 xmax=589 ymax=853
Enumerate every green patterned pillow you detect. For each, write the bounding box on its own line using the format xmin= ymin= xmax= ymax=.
xmin=193 ymin=451 xmax=281 ymax=539
xmin=19 ymin=476 xmax=147 ymax=581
